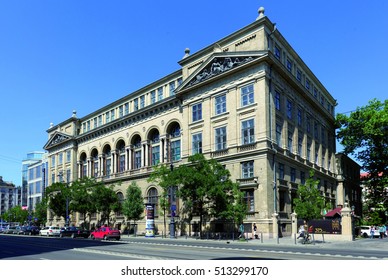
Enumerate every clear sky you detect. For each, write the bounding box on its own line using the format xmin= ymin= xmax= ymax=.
xmin=0 ymin=0 xmax=387 ymax=186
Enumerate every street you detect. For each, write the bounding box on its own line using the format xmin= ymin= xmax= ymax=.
xmin=0 ymin=234 xmax=387 ymax=260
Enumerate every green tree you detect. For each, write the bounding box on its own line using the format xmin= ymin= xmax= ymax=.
xmin=293 ymin=170 xmax=325 ymax=221
xmin=34 ymin=197 xmax=48 ymax=226
xmin=149 ymin=154 xmax=247 ymax=236
xmin=336 ymin=98 xmax=388 ymax=218
xmin=45 ymin=182 xmax=70 ymax=221
xmin=122 ymin=182 xmax=144 ymax=231
xmin=69 ymin=177 xmax=96 ymax=228
xmin=90 ymin=181 xmax=121 ymax=226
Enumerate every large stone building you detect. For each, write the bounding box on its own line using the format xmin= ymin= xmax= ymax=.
xmin=44 ymin=7 xmax=341 ymax=236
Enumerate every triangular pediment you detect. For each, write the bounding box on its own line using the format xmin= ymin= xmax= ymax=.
xmin=178 ymin=52 xmax=265 ymax=92
xmin=44 ymin=131 xmax=72 ymax=150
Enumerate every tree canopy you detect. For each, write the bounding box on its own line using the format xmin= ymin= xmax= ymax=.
xmin=148 ymin=153 xmax=247 ymax=235
xmin=336 ymin=98 xmax=388 ymax=217
xmin=122 ymin=181 xmax=144 ymax=225
xmin=293 ymin=170 xmax=326 ymax=221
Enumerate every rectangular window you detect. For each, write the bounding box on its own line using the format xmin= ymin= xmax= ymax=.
xmin=51 ymin=155 xmax=56 ymax=167
xmin=82 ymin=123 xmax=86 ymax=133
xmin=287 ymin=99 xmax=293 ymax=120
xmin=171 ymin=140 xmax=181 ymax=161
xmin=314 ymin=121 xmax=319 ymax=140
xmin=151 ymin=90 xmax=156 ymax=104
xmin=241 ymin=119 xmax=255 ymax=145
xmin=124 ymin=103 xmax=129 ymax=115
xmin=158 ymin=87 xmax=163 ymax=101
xmin=215 ymin=94 xmax=226 ymax=115
xmin=291 ymin=167 xmax=296 ymax=182
xmin=140 ymin=95 xmax=145 ymax=109
xmin=276 ymin=123 xmax=282 ymax=147
xmin=286 ymin=58 xmax=292 ymax=72
xmin=66 ymin=169 xmax=71 ymax=182
xmin=307 ymin=138 xmax=312 ymax=161
xmin=242 ymin=161 xmax=254 ymax=178
xmin=192 ymin=133 xmax=202 ymax=155
xmin=278 ymin=163 xmax=285 ymax=180
xmin=243 ymin=190 xmax=255 ymax=212
xmin=29 ymin=169 xmax=34 ymax=181
xmin=321 ymin=148 xmax=326 ymax=169
xmin=94 ymin=117 xmax=97 ymax=128
xmin=306 ymin=115 xmax=311 ymax=133
xmin=87 ymin=120 xmax=90 ymax=131
xmin=105 ymin=112 xmax=110 ymax=123
xmin=169 ymin=81 xmax=175 ymax=96
xmin=177 ymin=77 xmax=183 ymax=86
xmin=192 ymin=103 xmax=202 ymax=122
xmin=119 ymin=155 xmax=125 ymax=172
xmin=305 ymin=78 xmax=310 ymax=90
xmin=296 ymin=68 xmax=302 ymax=82
xmin=300 ymin=171 xmax=306 ymax=185
xmin=298 ymin=132 xmax=303 ymax=157
xmin=119 ymin=106 xmax=124 ymax=118
xmin=58 ymin=153 xmax=63 ymax=165
xmin=134 ymin=151 xmax=141 ymax=169
xmin=287 ymin=128 xmax=294 ymax=153
xmin=134 ymin=99 xmax=139 ymax=111
xmin=297 ymin=108 xmax=303 ymax=126
xmin=152 ymin=146 xmax=160 ymax=166
xmin=241 ymin=84 xmax=254 ymax=107
xmin=111 ymin=109 xmax=115 ymax=121
xmin=314 ymin=87 xmax=318 ymax=98
xmin=215 ymin=126 xmax=227 ymax=151
xmin=36 ymin=181 xmax=41 ymax=193
xmin=274 ymin=45 xmax=281 ymax=59
xmin=98 ymin=115 xmax=102 ymax=126
xmin=274 ymin=91 xmax=281 ymax=111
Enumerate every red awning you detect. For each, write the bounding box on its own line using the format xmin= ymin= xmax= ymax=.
xmin=325 ymin=207 xmax=342 ymax=217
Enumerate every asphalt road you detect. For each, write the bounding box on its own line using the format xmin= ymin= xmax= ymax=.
xmin=0 ymin=234 xmax=387 ymax=260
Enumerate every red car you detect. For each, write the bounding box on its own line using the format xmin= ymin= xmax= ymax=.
xmin=90 ymin=226 xmax=121 ymax=241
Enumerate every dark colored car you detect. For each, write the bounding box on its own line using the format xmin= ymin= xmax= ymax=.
xmin=20 ymin=226 xmax=41 ymax=235
xmin=90 ymin=226 xmax=120 ymax=240
xmin=59 ymin=226 xmax=90 ymax=238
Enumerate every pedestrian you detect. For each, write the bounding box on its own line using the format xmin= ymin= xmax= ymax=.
xmin=379 ymin=224 xmax=386 ymax=239
xmin=253 ymin=223 xmax=259 ymax=239
xmin=238 ymin=223 xmax=244 ymax=239
xmin=370 ymin=225 xmax=375 ymax=239
xmin=297 ymin=225 xmax=305 ymax=239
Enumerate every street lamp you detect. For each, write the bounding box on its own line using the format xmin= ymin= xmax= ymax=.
xmin=58 ymin=172 xmax=69 ymax=227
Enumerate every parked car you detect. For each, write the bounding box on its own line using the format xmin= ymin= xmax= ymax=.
xmin=357 ymin=226 xmax=381 ymax=238
xmin=3 ymin=226 xmax=21 ymax=234
xmin=19 ymin=226 xmax=40 ymax=235
xmin=90 ymin=226 xmax=121 ymax=241
xmin=39 ymin=226 xmax=61 ymax=237
xmin=60 ymin=226 xmax=90 ymax=238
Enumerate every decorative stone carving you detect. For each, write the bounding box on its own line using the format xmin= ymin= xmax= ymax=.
xmin=188 ymin=56 xmax=256 ymax=87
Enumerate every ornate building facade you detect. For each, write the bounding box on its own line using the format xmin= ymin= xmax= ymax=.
xmin=44 ymin=8 xmax=340 ymax=236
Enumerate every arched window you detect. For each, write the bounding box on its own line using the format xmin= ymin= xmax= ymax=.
xmin=117 ymin=140 xmax=126 ymax=173
xmin=132 ymin=135 xmax=142 ymax=169
xmin=103 ymin=145 xmax=112 ymax=177
xmin=148 ymin=129 xmax=160 ymax=166
xmin=168 ymin=123 xmax=181 ymax=162
xmin=116 ymin=192 xmax=124 ymax=217
xmin=147 ymin=187 xmax=159 ymax=214
xmin=91 ymin=149 xmax=99 ymax=178
xmin=80 ymin=153 xmax=87 ymax=178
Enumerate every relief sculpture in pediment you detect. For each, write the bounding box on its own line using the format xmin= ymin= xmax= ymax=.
xmin=188 ymin=56 xmax=255 ymax=87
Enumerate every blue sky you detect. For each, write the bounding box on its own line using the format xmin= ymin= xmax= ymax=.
xmin=0 ymin=0 xmax=387 ymax=186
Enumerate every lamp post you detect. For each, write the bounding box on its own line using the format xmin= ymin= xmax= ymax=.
xmin=351 ymin=205 xmax=355 ymax=240
xmin=58 ymin=172 xmax=69 ymax=227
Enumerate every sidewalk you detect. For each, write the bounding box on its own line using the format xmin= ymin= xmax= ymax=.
xmin=120 ymin=234 xmax=388 ymax=250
